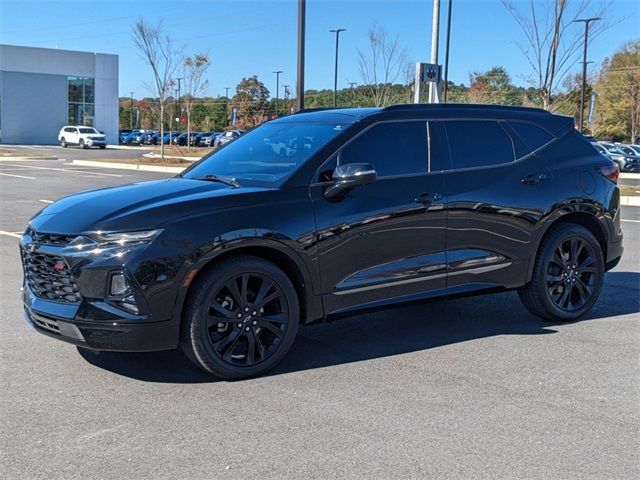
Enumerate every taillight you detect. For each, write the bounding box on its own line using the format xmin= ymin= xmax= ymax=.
xmin=598 ymin=164 xmax=619 ymax=184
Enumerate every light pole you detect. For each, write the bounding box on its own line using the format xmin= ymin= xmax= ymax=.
xmin=330 ymin=28 xmax=346 ymax=108
xmin=129 ymin=91 xmax=134 ymax=130
xmin=443 ymin=0 xmax=453 ymax=103
xmin=348 ymin=82 xmax=356 ymax=106
xmin=224 ymin=87 xmax=230 ymax=98
xmin=296 ymin=0 xmax=306 ymax=111
xmin=429 ymin=0 xmax=441 ymax=103
xmin=176 ymin=77 xmax=183 ymax=131
xmin=273 ymin=70 xmax=283 ymax=117
xmin=575 ymin=17 xmax=600 ymax=132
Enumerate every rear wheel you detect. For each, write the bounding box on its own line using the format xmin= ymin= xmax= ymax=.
xmin=519 ymin=224 xmax=604 ymax=321
xmin=60 ymin=137 xmax=67 ymax=148
xmin=181 ymin=256 xmax=299 ymax=379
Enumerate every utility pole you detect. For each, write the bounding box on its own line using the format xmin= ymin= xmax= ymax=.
xmin=129 ymin=92 xmax=134 ymax=130
xmin=176 ymin=77 xmax=183 ymax=131
xmin=273 ymin=70 xmax=283 ymax=116
xmin=575 ymin=17 xmax=600 ymax=132
xmin=296 ymin=0 xmax=306 ymax=111
xmin=443 ymin=0 xmax=453 ymax=103
xmin=330 ymin=28 xmax=346 ymax=108
xmin=428 ymin=0 xmax=441 ymax=103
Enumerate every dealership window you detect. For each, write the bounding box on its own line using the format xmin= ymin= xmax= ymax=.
xmin=68 ymin=77 xmax=95 ymax=126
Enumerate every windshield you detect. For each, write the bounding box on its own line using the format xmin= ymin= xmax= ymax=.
xmin=593 ymin=144 xmax=607 ymax=154
xmin=618 ymin=146 xmax=636 ymax=155
xmin=79 ymin=127 xmax=99 ymax=134
xmin=182 ymin=121 xmax=349 ymax=184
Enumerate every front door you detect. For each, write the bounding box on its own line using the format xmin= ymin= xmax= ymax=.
xmin=310 ymin=120 xmax=448 ymax=315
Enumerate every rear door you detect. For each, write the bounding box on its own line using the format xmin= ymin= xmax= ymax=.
xmin=310 ymin=120 xmax=448 ymax=314
xmin=440 ymin=119 xmax=558 ymax=289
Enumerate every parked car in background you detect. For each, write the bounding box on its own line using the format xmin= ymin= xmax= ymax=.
xmin=614 ymin=143 xmax=640 ymax=158
xmin=203 ymin=132 xmax=223 ymax=147
xmin=195 ymin=132 xmax=216 ymax=147
xmin=598 ymin=141 xmax=640 ymax=172
xmin=161 ymin=131 xmax=180 ymax=145
xmin=214 ymin=129 xmax=245 ymax=147
xmin=119 ymin=129 xmax=132 ymax=144
xmin=58 ymin=126 xmax=107 ymax=149
xmin=627 ymin=144 xmax=640 ymax=156
xmin=172 ymin=132 xmax=200 ymax=146
xmin=30 ymin=105 xmax=622 ymax=379
xmin=142 ymin=132 xmax=158 ymax=145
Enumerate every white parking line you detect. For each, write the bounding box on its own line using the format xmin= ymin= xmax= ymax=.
xmin=0 ymin=172 xmax=35 ymax=180
xmin=0 ymin=163 xmax=123 ymax=177
xmin=0 ymin=230 xmax=21 ymax=238
xmin=39 ymin=199 xmax=53 ymax=204
xmin=621 ymin=219 xmax=640 ymax=223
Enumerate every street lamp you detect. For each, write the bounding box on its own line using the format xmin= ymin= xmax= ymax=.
xmin=224 ymin=87 xmax=230 ymax=98
xmin=575 ymin=17 xmax=600 ymax=132
xmin=329 ymin=28 xmax=346 ymax=108
xmin=273 ymin=70 xmax=283 ymax=116
xmin=129 ymin=91 xmax=134 ymax=130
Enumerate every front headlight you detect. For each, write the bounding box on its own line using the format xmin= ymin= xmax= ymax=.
xmin=68 ymin=229 xmax=163 ymax=254
xmin=90 ymin=229 xmax=163 ymax=247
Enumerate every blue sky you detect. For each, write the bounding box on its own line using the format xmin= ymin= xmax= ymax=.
xmin=1 ymin=0 xmax=638 ymax=99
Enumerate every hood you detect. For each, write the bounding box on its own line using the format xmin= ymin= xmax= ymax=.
xmin=30 ymin=178 xmax=271 ymax=234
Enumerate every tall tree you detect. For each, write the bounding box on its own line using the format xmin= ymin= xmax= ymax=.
xmin=132 ymin=20 xmax=181 ymax=158
xmin=357 ymin=23 xmax=409 ymax=107
xmin=502 ymin=0 xmax=611 ymax=111
xmin=182 ymin=53 xmax=210 ymax=146
xmin=469 ymin=66 xmax=520 ymax=105
xmin=231 ymin=76 xmax=270 ymax=128
xmin=594 ymin=40 xmax=640 ymax=142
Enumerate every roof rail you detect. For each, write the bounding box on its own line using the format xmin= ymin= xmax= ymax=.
xmin=294 ymin=107 xmax=335 ymax=114
xmin=382 ymin=103 xmax=549 ymax=114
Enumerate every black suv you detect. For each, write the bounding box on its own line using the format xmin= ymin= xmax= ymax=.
xmin=21 ymin=105 xmax=623 ymax=379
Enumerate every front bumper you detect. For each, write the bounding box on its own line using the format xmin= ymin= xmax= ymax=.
xmin=86 ymin=139 xmax=107 ymax=147
xmin=23 ymin=286 xmax=178 ymax=351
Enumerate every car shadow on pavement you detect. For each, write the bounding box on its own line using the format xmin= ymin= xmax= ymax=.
xmin=78 ymin=271 xmax=639 ymax=383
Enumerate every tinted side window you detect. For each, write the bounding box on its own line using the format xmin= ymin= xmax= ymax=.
xmin=339 ymin=121 xmax=427 ymax=177
xmin=508 ymin=121 xmax=554 ymax=153
xmin=427 ymin=122 xmax=451 ymax=172
xmin=445 ymin=121 xmax=514 ymax=169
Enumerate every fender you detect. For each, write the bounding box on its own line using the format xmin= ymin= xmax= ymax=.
xmin=170 ymin=232 xmax=324 ymax=326
xmin=525 ymin=199 xmax=609 ymax=281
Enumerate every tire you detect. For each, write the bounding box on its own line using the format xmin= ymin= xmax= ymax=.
xmin=79 ymin=139 xmax=86 ymax=149
xmin=518 ymin=224 xmax=604 ymax=321
xmin=60 ymin=138 xmax=67 ymax=148
xmin=181 ymin=255 xmax=300 ymax=379
xmin=99 ymin=146 xmax=106 ymax=149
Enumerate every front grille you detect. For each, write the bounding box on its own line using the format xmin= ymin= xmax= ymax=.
xmin=25 ymin=227 xmax=76 ymax=246
xmin=22 ymin=251 xmax=82 ymax=303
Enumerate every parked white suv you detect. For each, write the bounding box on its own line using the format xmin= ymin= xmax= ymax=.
xmin=58 ymin=126 xmax=107 ymax=149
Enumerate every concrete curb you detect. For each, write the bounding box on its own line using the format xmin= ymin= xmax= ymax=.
xmin=620 ymin=196 xmax=640 ymax=206
xmin=143 ymin=153 xmax=200 ymax=162
xmin=621 ymin=172 xmax=640 ymax=179
xmin=71 ymin=159 xmax=184 ymax=173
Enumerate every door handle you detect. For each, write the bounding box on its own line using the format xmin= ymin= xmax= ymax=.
xmin=521 ymin=173 xmax=548 ymax=185
xmin=415 ymin=192 xmax=442 ymax=204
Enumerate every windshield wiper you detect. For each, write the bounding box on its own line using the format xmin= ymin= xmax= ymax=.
xmin=192 ymin=174 xmax=240 ymax=188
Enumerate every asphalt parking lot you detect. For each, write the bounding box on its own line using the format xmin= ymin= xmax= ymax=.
xmin=1 ymin=156 xmax=639 ymax=479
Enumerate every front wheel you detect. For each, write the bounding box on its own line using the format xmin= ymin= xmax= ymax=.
xmin=518 ymin=224 xmax=604 ymax=321
xmin=60 ymin=138 xmax=67 ymax=148
xmin=79 ymin=139 xmax=87 ymax=149
xmin=181 ymin=256 xmax=299 ymax=379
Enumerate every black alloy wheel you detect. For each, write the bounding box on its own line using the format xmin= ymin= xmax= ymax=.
xmin=181 ymin=256 xmax=299 ymax=379
xmin=519 ymin=224 xmax=604 ymax=321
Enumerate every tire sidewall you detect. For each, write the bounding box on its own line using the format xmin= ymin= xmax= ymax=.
xmin=185 ymin=257 xmax=299 ymax=379
xmin=537 ymin=225 xmax=604 ymax=321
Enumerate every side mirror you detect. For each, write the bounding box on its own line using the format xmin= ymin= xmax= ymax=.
xmin=324 ymin=163 xmax=377 ymax=200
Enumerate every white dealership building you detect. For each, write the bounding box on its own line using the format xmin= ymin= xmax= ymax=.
xmin=0 ymin=44 xmax=119 ymax=145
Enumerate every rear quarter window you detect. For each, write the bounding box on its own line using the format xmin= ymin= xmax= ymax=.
xmin=444 ymin=120 xmax=515 ymax=169
xmin=508 ymin=121 xmax=555 ymax=154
